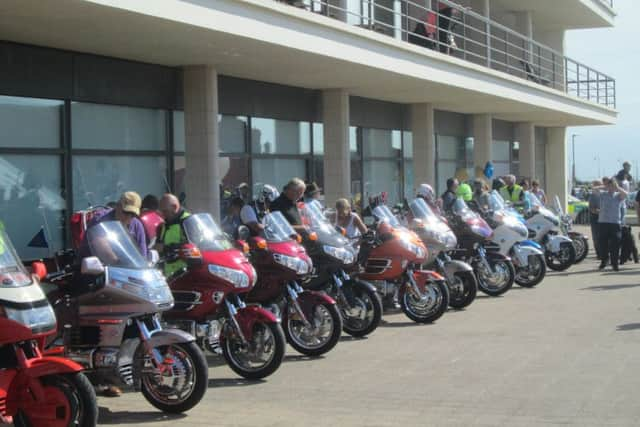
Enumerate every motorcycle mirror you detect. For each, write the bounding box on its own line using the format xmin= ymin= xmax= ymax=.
xmin=335 ymin=226 xmax=347 ymax=236
xmin=237 ymin=225 xmax=250 ymax=241
xmin=148 ymin=250 xmax=160 ymax=265
xmin=31 ymin=261 xmax=48 ymax=281
xmin=81 ymin=256 xmax=105 ymax=275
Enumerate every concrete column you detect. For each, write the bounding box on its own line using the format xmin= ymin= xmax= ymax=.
xmin=410 ymin=103 xmax=436 ymax=187
xmin=322 ymin=89 xmax=350 ymax=207
xmin=515 ymin=122 xmax=535 ymax=180
xmin=472 ymin=114 xmax=493 ymax=175
xmin=545 ymin=127 xmax=568 ymax=210
xmin=183 ymin=65 xmax=220 ymax=220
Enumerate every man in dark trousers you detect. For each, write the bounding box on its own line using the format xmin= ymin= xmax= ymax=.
xmin=597 ymin=178 xmax=628 ymax=271
xmin=588 ymin=180 xmax=603 ymax=259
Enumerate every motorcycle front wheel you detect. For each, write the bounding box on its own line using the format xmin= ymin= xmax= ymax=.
xmin=475 ymin=259 xmax=515 ymax=297
xmin=14 ymin=372 xmax=98 ymax=427
xmin=447 ymin=271 xmax=477 ymax=309
xmin=545 ymin=244 xmax=576 ymax=272
xmin=515 ymin=254 xmax=546 ymax=288
xmin=140 ymin=341 xmax=208 ymax=413
xmin=340 ymin=282 xmax=383 ymax=338
xmin=222 ymin=321 xmax=286 ymax=380
xmin=284 ymin=301 xmax=342 ymax=357
xmin=400 ymin=280 xmax=449 ymax=323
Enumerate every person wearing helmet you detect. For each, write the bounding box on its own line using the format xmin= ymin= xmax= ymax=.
xmin=416 ymin=183 xmax=442 ymax=215
xmin=240 ymin=184 xmax=279 ymax=236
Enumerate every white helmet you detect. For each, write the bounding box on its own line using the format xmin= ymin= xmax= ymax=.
xmin=259 ymin=184 xmax=279 ymax=203
xmin=416 ymin=183 xmax=435 ymax=201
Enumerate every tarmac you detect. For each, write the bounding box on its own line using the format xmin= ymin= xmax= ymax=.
xmin=97 ymin=226 xmax=640 ymax=427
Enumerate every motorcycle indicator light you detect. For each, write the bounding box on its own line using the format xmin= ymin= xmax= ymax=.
xmin=296 ymin=234 xmax=302 ymax=243
xmin=308 ymin=232 xmax=318 ymax=241
xmin=256 ymin=240 xmax=268 ymax=250
xmin=242 ymin=242 xmax=250 ymax=254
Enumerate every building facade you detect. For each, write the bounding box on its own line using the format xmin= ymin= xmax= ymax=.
xmin=0 ymin=0 xmax=616 ymax=258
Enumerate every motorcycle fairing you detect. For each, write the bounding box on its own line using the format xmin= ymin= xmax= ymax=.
xmin=511 ymin=243 xmax=544 ymax=267
xmin=519 ymin=239 xmax=543 ymax=250
xmin=145 ymin=328 xmax=195 ymax=349
xmin=230 ymin=305 xmax=279 ymax=341
xmin=546 ymin=235 xmax=573 ymax=253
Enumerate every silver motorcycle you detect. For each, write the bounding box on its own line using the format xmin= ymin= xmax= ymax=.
xmin=44 ymin=221 xmax=208 ymax=414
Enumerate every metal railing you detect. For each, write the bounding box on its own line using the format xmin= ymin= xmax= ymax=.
xmin=275 ymin=0 xmax=616 ymax=109
xmin=598 ymin=0 xmax=614 ymax=8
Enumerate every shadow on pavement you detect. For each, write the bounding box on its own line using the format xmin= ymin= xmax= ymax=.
xmin=284 ymin=354 xmax=324 ymax=363
xmin=340 ymin=335 xmax=367 ymax=342
xmin=616 ymin=323 xmax=640 ymax=331
xmin=581 ymin=283 xmax=640 ymax=291
xmin=208 ymin=378 xmax=265 ymax=388
xmin=475 ymin=294 xmax=504 ymax=300
xmin=378 ymin=320 xmax=427 ymax=328
xmin=602 ymin=270 xmax=640 ymax=276
xmin=98 ymin=407 xmax=186 ymax=424
xmin=549 ymin=268 xmax=600 ymax=276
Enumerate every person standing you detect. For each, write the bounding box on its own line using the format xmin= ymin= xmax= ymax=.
xmin=156 ymin=193 xmax=191 ymax=276
xmin=597 ymin=178 xmax=628 ymax=271
xmin=616 ymin=161 xmax=633 ymax=184
xmin=531 ymin=179 xmax=547 ymax=205
xmin=588 ymin=180 xmax=603 ymax=259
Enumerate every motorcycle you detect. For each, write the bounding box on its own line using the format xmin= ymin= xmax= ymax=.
xmin=0 ymin=230 xmax=98 ymax=427
xmin=359 ymin=204 xmax=449 ymax=324
xmin=407 ymin=198 xmax=477 ymax=309
xmin=162 ymin=213 xmax=286 ymax=380
xmin=301 ymin=200 xmax=382 ymax=337
xmin=244 ymin=211 xmax=343 ymax=357
xmin=525 ymin=193 xmax=576 ymax=271
xmin=481 ymin=191 xmax=547 ymax=288
xmin=43 ymin=221 xmax=208 ymax=413
xmin=447 ymin=199 xmax=515 ymax=297
xmin=552 ymin=195 xmax=589 ymax=264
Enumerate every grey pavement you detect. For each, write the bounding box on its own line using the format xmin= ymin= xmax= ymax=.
xmin=98 ymin=227 xmax=640 ymax=427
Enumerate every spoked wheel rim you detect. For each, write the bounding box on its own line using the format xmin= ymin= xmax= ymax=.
xmin=141 ymin=344 xmax=197 ymax=406
xmin=402 ymin=283 xmax=444 ymax=318
xmin=516 ymin=256 xmax=544 ymax=284
xmin=448 ymin=275 xmax=467 ymax=303
xmin=225 ymin=323 xmax=278 ymax=373
xmin=546 ymin=244 xmax=575 ymax=269
xmin=341 ymin=292 xmax=375 ymax=332
xmin=572 ymin=237 xmax=587 ymax=261
xmin=479 ymin=261 xmax=509 ymax=291
xmin=287 ymin=304 xmax=334 ymax=350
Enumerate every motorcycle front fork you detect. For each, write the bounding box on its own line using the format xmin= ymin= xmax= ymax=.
xmin=286 ymin=282 xmax=313 ymax=328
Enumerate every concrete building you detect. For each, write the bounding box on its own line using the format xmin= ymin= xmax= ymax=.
xmin=0 ymin=0 xmax=616 ymax=257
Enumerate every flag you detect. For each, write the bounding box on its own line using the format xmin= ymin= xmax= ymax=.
xmin=28 ymin=227 xmax=49 ymax=248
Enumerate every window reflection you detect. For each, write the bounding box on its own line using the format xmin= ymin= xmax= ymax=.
xmin=0 ymin=96 xmax=63 ymax=148
xmin=251 ymin=118 xmax=310 ymax=155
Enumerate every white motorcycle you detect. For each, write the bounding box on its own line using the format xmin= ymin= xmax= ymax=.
xmin=525 ymin=193 xmax=576 ymax=271
xmin=481 ymin=191 xmax=547 ymax=287
xmin=551 ymin=195 xmax=589 ymax=264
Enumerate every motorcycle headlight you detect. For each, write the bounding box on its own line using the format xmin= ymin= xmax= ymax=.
xmin=109 ymin=269 xmax=174 ymax=306
xmin=208 ymin=264 xmax=250 ymax=288
xmin=323 ymin=245 xmax=355 ymax=264
xmin=399 ymin=238 xmax=426 ymax=259
xmin=5 ymin=304 xmax=56 ymax=333
xmin=273 ymin=253 xmax=312 ymax=275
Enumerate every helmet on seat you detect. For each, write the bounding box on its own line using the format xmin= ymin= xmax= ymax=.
xmin=416 ymin=184 xmax=435 ymax=202
xmin=259 ymin=184 xmax=279 ymax=204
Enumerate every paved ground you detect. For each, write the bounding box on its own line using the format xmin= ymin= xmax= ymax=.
xmin=98 ymin=226 xmax=640 ymax=427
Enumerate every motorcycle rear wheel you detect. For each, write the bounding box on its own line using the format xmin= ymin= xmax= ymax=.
xmin=341 ymin=282 xmax=383 ymax=338
xmin=222 ymin=321 xmax=286 ymax=380
xmin=515 ymin=254 xmax=546 ymax=288
xmin=400 ymin=280 xmax=449 ymax=323
xmin=571 ymin=236 xmax=589 ymax=264
xmin=545 ymin=244 xmax=576 ymax=272
xmin=284 ymin=302 xmax=342 ymax=357
xmin=14 ymin=373 xmax=98 ymax=427
xmin=448 ymin=271 xmax=477 ymax=310
xmin=476 ymin=259 xmax=515 ymax=297
xmin=140 ymin=341 xmax=208 ymax=413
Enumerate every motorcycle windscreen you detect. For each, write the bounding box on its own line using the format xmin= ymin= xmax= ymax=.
xmin=409 ymin=199 xmax=452 ymax=234
xmin=302 ymin=200 xmax=349 ymax=247
xmin=0 ymin=229 xmax=32 ymax=287
xmin=86 ymin=221 xmax=148 ymax=269
xmin=183 ymin=213 xmax=233 ymax=251
xmin=262 ymin=211 xmax=297 ymax=243
xmin=372 ymin=205 xmax=401 ymax=228
xmin=452 ymin=199 xmax=492 ymax=238
xmin=553 ymin=195 xmax=564 ymax=216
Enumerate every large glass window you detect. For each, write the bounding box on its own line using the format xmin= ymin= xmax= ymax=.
xmin=436 ymin=135 xmax=471 ymax=194
xmin=251 ymin=118 xmax=310 ymax=155
xmin=71 ymin=102 xmax=166 ymax=150
xmin=0 ymin=96 xmax=63 ymax=148
xmin=0 ymin=154 xmax=65 ymax=259
xmin=252 ymin=159 xmax=307 ymax=196
xmin=362 ymin=128 xmax=402 ymax=206
xmin=493 ymin=140 xmax=512 ymax=178
xmin=72 ymin=156 xmax=166 ymax=209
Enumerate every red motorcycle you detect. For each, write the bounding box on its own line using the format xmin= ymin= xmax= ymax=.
xmin=0 ymin=230 xmax=97 ymax=427
xmin=163 ymin=213 xmax=286 ymax=380
xmin=359 ymin=205 xmax=449 ymax=323
xmin=243 ymin=211 xmax=343 ymax=357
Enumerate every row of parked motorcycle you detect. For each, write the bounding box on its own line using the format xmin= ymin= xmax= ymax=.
xmin=0 ymin=189 xmax=588 ymax=426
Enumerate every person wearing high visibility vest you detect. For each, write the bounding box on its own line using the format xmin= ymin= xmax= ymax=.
xmin=156 ymin=193 xmax=191 ymax=276
xmin=456 ymin=181 xmax=473 ymax=202
xmin=499 ymin=175 xmax=525 ymax=207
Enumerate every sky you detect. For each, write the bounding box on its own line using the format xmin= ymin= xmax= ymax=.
xmin=566 ymin=0 xmax=640 ymax=182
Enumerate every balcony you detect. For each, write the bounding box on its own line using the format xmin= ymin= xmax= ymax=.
xmin=277 ymin=0 xmax=616 ymax=109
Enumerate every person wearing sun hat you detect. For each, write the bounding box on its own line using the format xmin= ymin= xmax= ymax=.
xmin=303 ymin=181 xmax=323 ymax=204
xmin=79 ymin=191 xmax=147 ymax=259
